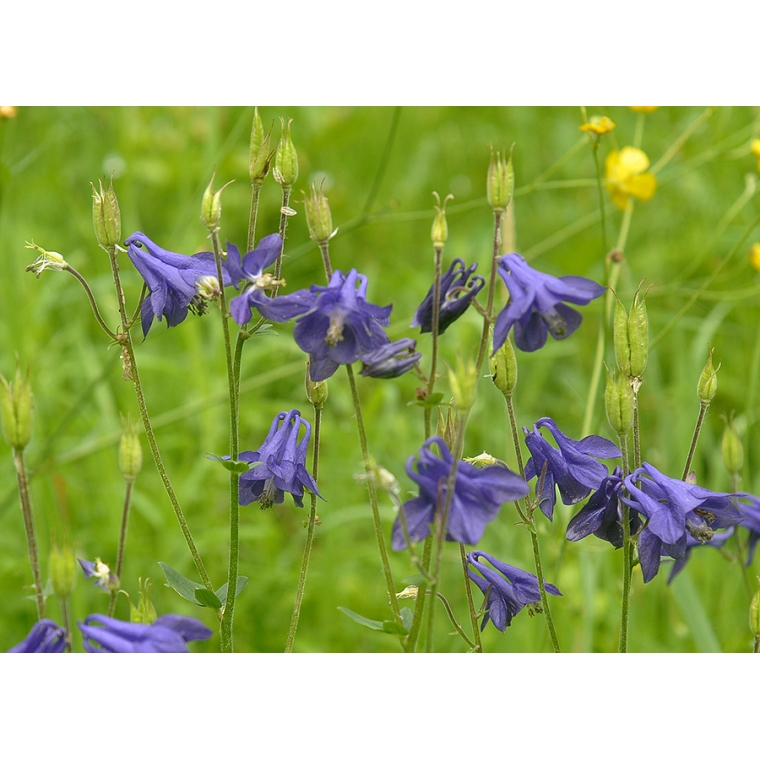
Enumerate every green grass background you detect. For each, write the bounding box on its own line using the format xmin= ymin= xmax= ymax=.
xmin=1 ymin=106 xmax=759 ymax=652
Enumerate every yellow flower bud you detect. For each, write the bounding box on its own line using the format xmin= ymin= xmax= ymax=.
xmin=0 ymin=365 xmax=33 ymax=451
xmin=303 ymin=182 xmax=334 ymax=243
xmin=49 ymin=541 xmax=77 ymax=600
xmin=274 ymin=118 xmax=298 ymax=189
xmin=489 ymin=335 xmax=517 ymax=398
xmin=579 ymin=116 xmax=616 ymax=135
xmin=118 ymin=413 xmax=142 ymax=483
xmin=629 ymin=106 xmax=658 ymax=113
xmin=91 ymin=178 xmax=121 ymax=248
xmin=721 ymin=414 xmax=743 ymax=476
xmin=487 ymin=144 xmax=515 ymax=212
xmin=431 ymin=192 xmax=453 ymax=248
xmin=749 ymin=243 xmax=760 ymax=272
xmin=697 ymin=348 xmax=720 ymax=404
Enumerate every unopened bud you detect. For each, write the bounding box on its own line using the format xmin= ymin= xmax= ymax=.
xmin=464 ymin=451 xmax=499 ymax=468
xmin=0 ymin=365 xmax=33 ymax=450
xmin=487 ymin=143 xmax=515 ymax=211
xmin=303 ymin=183 xmax=334 ymax=243
xmin=91 ymin=178 xmax=121 ymax=248
xmin=605 ymin=369 xmax=634 ymax=436
xmin=697 ymin=348 xmax=720 ymax=404
xmin=437 ymin=404 xmax=458 ymax=451
xmin=274 ymin=118 xmax=298 ymax=189
xmin=197 ymin=275 xmax=221 ymax=301
xmin=449 ymin=355 xmax=478 ymax=412
xmin=305 ymin=363 xmax=328 ymax=409
xmin=250 ymin=107 xmax=274 ymax=185
xmin=25 ymin=241 xmax=67 ymax=278
xmin=431 ymin=192 xmax=453 ymax=248
xmin=489 ymin=335 xmax=517 ymax=398
xmin=614 ymin=289 xmax=649 ymax=379
xmin=357 ymin=461 xmax=401 ymax=500
xmin=721 ymin=413 xmax=743 ymax=476
xmin=129 ymin=578 xmax=157 ymax=624
xmin=49 ymin=542 xmax=77 ymax=600
xmin=201 ymin=172 xmax=234 ymax=231
xmin=118 ymin=413 xmax=142 ymax=482
xmin=395 ymin=585 xmax=419 ymax=600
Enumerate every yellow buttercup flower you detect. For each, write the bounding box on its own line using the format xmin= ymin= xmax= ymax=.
xmin=604 ymin=147 xmax=657 ymax=210
xmin=629 ymin=106 xmax=658 ymax=113
xmin=751 ymin=139 xmax=760 ymax=172
xmin=579 ymin=116 xmax=616 ymax=135
xmin=750 ymin=243 xmax=760 ymax=272
xmin=0 ymin=106 xmax=18 ymax=119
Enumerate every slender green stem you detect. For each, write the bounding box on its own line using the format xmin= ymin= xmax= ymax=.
xmin=528 ymin=529 xmax=561 ymax=653
xmin=505 ymin=394 xmax=525 ymax=477
xmin=682 ymin=402 xmax=708 ymax=480
xmin=423 ymin=245 xmax=443 ymax=440
xmin=590 ymin=138 xmax=608 ymax=257
xmin=285 ymin=405 xmax=323 ymax=652
xmin=107 ymin=478 xmax=134 ymax=617
xmin=459 ymin=542 xmax=482 ymax=652
xmin=247 ymin=183 xmax=263 ymax=252
xmin=59 ymin=597 xmax=72 ymax=652
xmin=273 ymin=188 xmax=292 ymax=288
xmin=406 ymin=535 xmax=432 ymax=652
xmin=633 ymin=112 xmax=646 ymax=150
xmin=650 ymin=108 xmax=713 ymax=176
xmin=12 ymin=448 xmax=44 ymax=619
xmin=632 ymin=388 xmax=642 ymax=471
xmin=64 ymin=265 xmax=118 ymax=340
xmin=363 ymin=106 xmax=401 ymax=215
xmin=474 ymin=210 xmax=503 ymax=372
xmin=618 ymin=435 xmax=632 ymax=653
xmin=433 ymin=590 xmax=475 ymax=649
xmin=105 ymin=245 xmax=213 ymax=591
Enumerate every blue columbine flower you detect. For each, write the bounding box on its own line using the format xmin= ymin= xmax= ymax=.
xmin=467 ymin=551 xmax=561 ymax=632
xmin=239 ymin=409 xmax=321 ymax=509
xmin=125 ymin=232 xmax=221 ymax=337
xmin=78 ymin=613 xmax=212 ymax=653
xmin=666 ymin=529 xmax=735 ymax=584
xmin=391 ymin=437 xmax=529 ymax=550
xmin=78 ymin=557 xmax=118 ymax=592
xmin=524 ymin=417 xmax=621 ymax=521
xmin=8 ymin=619 xmax=67 ymax=653
xmin=359 ymin=337 xmax=421 ymax=379
xmin=411 ymin=258 xmax=485 ymax=335
xmin=493 ymin=253 xmax=605 ymax=352
xmin=736 ymin=494 xmax=760 ymax=565
xmin=622 ymin=463 xmax=745 ymax=582
xmin=565 ymin=467 xmax=641 ymax=547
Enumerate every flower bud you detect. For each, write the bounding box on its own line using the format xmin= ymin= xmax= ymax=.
xmin=697 ymin=348 xmax=720 ymax=404
xmin=129 ymin=578 xmax=157 ymax=624
xmin=118 ymin=413 xmax=142 ymax=483
xmin=250 ymin=107 xmax=274 ymax=185
xmin=487 ymin=143 xmax=515 ymax=212
xmin=614 ymin=289 xmax=649 ymax=379
xmin=305 ymin=362 xmax=328 ymax=409
xmin=0 ymin=365 xmax=33 ymax=450
xmin=437 ymin=404 xmax=458 ymax=451
xmin=449 ymin=355 xmax=478 ymax=412
xmin=431 ymin=192 xmax=453 ymax=249
xmin=25 ymin=241 xmax=67 ymax=278
xmin=750 ymin=579 xmax=760 ymax=642
xmin=49 ymin=541 xmax=77 ymax=600
xmin=303 ymin=182 xmax=334 ymax=243
xmin=721 ymin=414 xmax=743 ymax=476
xmin=605 ymin=369 xmax=634 ymax=436
xmin=395 ymin=585 xmax=418 ymax=600
xmin=274 ymin=118 xmax=298 ymax=189
xmin=464 ymin=451 xmax=499 ymax=467
xmin=197 ymin=275 xmax=221 ymax=301
xmin=92 ymin=178 xmax=121 ymax=248
xmin=201 ymin=172 xmax=234 ymax=231
xmin=489 ymin=335 xmax=517 ymax=398
xmin=355 ymin=461 xmax=401 ymax=500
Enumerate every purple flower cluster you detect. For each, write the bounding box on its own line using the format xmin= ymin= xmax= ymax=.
xmin=79 ymin=614 xmax=212 ymax=653
xmin=8 ymin=619 xmax=66 ymax=653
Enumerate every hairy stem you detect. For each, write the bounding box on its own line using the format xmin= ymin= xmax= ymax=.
xmin=13 ymin=448 xmax=44 ymax=619
xmin=682 ymin=402 xmax=708 ymax=480
xmin=459 ymin=542 xmax=482 ymax=652
xmin=64 ymin=265 xmax=117 ymax=340
xmin=618 ymin=435 xmax=632 ymax=653
xmin=107 ymin=478 xmax=134 ymax=617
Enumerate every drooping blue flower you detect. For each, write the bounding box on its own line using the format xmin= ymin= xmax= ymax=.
xmin=622 ymin=463 xmax=745 ymax=582
xmin=467 ymin=551 xmax=562 ymax=633
xmin=78 ymin=557 xmax=118 ymax=592
xmin=736 ymin=494 xmax=760 ymax=565
xmin=493 ymin=253 xmax=605 ymax=353
xmin=391 ymin=437 xmax=529 ymax=550
xmin=359 ymin=338 xmax=421 ymax=379
xmin=239 ymin=409 xmax=321 ymax=509
xmin=566 ymin=467 xmax=641 ymax=548
xmin=78 ymin=613 xmax=212 ymax=653
xmin=125 ymin=232 xmax=221 ymax=337
xmin=8 ymin=619 xmax=67 ymax=653
xmin=524 ymin=417 xmax=621 ymax=521
xmin=411 ymin=258 xmax=485 ymax=335
xmin=666 ymin=529 xmax=735 ymax=584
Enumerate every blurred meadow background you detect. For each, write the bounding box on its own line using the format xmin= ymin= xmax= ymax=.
xmin=2 ymin=105 xmax=760 ymax=653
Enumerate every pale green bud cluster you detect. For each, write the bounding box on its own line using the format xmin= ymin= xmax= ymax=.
xmin=721 ymin=414 xmax=743 ymax=476
xmin=201 ymin=172 xmax=234 ymax=231
xmin=449 ymin=355 xmax=478 ymax=412
xmin=91 ymin=178 xmax=121 ymax=248
xmin=697 ymin=348 xmax=720 ymax=404
xmin=118 ymin=413 xmax=143 ymax=483
xmin=305 ymin=363 xmax=328 ymax=409
xmin=49 ymin=542 xmax=77 ymax=600
xmin=303 ymin=183 xmax=334 ymax=243
xmin=0 ymin=366 xmax=33 ymax=451
xmin=613 ymin=290 xmax=648 ymax=380
xmin=489 ymin=336 xmax=517 ymax=398
xmin=250 ymin=107 xmax=274 ymax=185
xmin=605 ymin=369 xmax=634 ymax=436
xmin=431 ymin=192 xmax=453 ymax=248
xmin=487 ymin=144 xmax=515 ymax=211
xmin=274 ymin=118 xmax=298 ymax=189
xmin=129 ymin=578 xmax=157 ymax=624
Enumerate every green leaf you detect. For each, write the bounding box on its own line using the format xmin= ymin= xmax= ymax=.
xmin=215 ymin=576 xmax=249 ymax=606
xmin=400 ymin=607 xmax=414 ymax=631
xmin=194 ymin=587 xmax=223 ymax=610
xmin=382 ymin=620 xmax=409 ymax=636
xmin=158 ymin=562 xmax=205 ymax=605
xmin=205 ymin=453 xmax=251 ymax=474
xmin=338 ymin=606 xmax=385 ymax=631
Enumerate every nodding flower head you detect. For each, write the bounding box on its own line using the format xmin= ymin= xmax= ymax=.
xmin=78 ymin=614 xmax=212 ymax=653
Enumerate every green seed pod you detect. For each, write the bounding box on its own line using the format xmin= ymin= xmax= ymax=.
xmin=605 ymin=369 xmax=634 ymax=436
xmin=487 ymin=143 xmax=515 ymax=212
xmin=92 ymin=178 xmax=121 ymax=248
xmin=49 ymin=541 xmax=77 ymax=600
xmin=305 ymin=363 xmax=328 ymax=409
xmin=721 ymin=414 xmax=743 ymax=476
xmin=613 ymin=296 xmax=631 ymax=376
xmin=0 ymin=366 xmax=33 ymax=451
xmin=437 ymin=404 xmax=458 ymax=452
xmin=697 ymin=348 xmax=720 ymax=404
xmin=201 ymin=173 xmax=234 ymax=231
xmin=627 ymin=290 xmax=649 ymax=378
xmin=449 ymin=355 xmax=478 ymax=413
xmin=274 ymin=118 xmax=298 ymax=189
xmin=303 ymin=183 xmax=334 ymax=243
xmin=249 ymin=107 xmax=273 ymax=185
xmin=489 ymin=335 xmax=517 ymax=398
xmin=431 ymin=192 xmax=452 ymax=249
xmin=118 ymin=413 xmax=143 ymax=483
